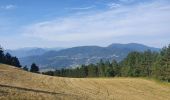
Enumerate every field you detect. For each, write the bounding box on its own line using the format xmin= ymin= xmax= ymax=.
xmin=0 ymin=64 xmax=170 ymax=100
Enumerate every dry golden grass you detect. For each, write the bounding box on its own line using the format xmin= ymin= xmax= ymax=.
xmin=0 ymin=64 xmax=170 ymax=100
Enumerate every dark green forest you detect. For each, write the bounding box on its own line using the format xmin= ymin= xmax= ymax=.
xmin=0 ymin=46 xmax=21 ymax=68
xmin=43 ymin=44 xmax=170 ymax=82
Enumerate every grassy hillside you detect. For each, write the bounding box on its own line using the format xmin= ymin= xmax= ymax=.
xmin=0 ymin=64 xmax=170 ymax=100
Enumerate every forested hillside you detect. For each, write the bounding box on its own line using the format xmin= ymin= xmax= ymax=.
xmin=0 ymin=46 xmax=21 ymax=68
xmin=20 ymin=43 xmax=159 ymax=68
xmin=43 ymin=44 xmax=170 ymax=82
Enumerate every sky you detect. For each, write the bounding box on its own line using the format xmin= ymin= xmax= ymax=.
xmin=0 ymin=0 xmax=170 ymax=49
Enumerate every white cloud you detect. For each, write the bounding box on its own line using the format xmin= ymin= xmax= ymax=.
xmin=66 ymin=6 xmax=95 ymax=10
xmin=22 ymin=0 xmax=170 ymax=47
xmin=107 ymin=3 xmax=121 ymax=9
xmin=0 ymin=4 xmax=16 ymax=10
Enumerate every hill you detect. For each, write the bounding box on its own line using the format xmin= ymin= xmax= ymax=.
xmin=6 ymin=47 xmax=64 ymax=58
xmin=0 ymin=64 xmax=170 ymax=100
xmin=19 ymin=43 xmax=160 ymax=69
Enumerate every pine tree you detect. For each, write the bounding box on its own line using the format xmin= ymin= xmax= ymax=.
xmin=111 ymin=60 xmax=119 ymax=76
xmin=5 ymin=53 xmax=12 ymax=65
xmin=80 ymin=65 xmax=88 ymax=77
xmin=88 ymin=64 xmax=98 ymax=77
xmin=23 ymin=65 xmax=29 ymax=71
xmin=0 ymin=45 xmax=5 ymax=63
xmin=30 ymin=63 xmax=39 ymax=73
xmin=98 ymin=59 xmax=105 ymax=77
xmin=11 ymin=57 xmax=22 ymax=68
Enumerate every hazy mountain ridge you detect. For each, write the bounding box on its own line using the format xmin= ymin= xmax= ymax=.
xmin=18 ymin=43 xmax=160 ymax=69
xmin=6 ymin=47 xmax=64 ymax=58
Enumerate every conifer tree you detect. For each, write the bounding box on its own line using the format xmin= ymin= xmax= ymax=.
xmin=30 ymin=63 xmax=39 ymax=73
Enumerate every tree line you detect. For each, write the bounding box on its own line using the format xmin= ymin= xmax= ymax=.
xmin=0 ymin=46 xmax=21 ymax=68
xmin=0 ymin=45 xmax=39 ymax=73
xmin=43 ymin=44 xmax=170 ymax=82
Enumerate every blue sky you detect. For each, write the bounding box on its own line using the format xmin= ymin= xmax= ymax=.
xmin=0 ymin=0 xmax=170 ymax=49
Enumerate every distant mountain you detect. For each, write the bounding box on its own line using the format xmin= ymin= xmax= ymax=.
xmin=19 ymin=43 xmax=160 ymax=69
xmin=108 ymin=43 xmax=159 ymax=51
xmin=6 ymin=47 xmax=64 ymax=58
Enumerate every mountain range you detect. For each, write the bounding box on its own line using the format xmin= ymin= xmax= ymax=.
xmin=8 ymin=43 xmax=159 ymax=70
xmin=6 ymin=47 xmax=64 ymax=58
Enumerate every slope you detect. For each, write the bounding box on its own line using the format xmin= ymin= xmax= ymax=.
xmin=0 ymin=64 xmax=170 ymax=100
